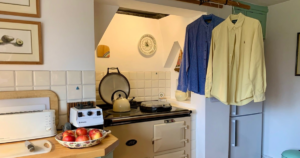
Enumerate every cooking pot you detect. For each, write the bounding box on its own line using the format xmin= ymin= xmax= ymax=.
xmin=111 ymin=90 xmax=132 ymax=112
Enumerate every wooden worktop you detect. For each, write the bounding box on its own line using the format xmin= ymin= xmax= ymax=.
xmin=2 ymin=134 xmax=119 ymax=158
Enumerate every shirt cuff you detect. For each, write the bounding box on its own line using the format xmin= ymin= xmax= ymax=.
xmin=205 ymin=91 xmax=212 ymax=98
xmin=254 ymin=93 xmax=265 ymax=102
xmin=177 ymin=85 xmax=188 ymax=92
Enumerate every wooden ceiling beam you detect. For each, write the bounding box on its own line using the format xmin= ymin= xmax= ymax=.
xmin=177 ymin=0 xmax=223 ymax=8
xmin=176 ymin=0 xmax=250 ymax=10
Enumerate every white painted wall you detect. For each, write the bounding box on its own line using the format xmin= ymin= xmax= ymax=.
xmin=95 ymin=14 xmax=167 ymax=72
xmin=0 ymin=0 xmax=95 ymax=70
xmin=263 ymin=0 xmax=300 ymax=157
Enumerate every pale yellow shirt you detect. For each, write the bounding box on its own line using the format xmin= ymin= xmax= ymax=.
xmin=205 ymin=13 xmax=266 ymax=106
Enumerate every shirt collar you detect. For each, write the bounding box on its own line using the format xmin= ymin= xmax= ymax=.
xmin=200 ymin=14 xmax=215 ymax=27
xmin=226 ymin=13 xmax=245 ymax=30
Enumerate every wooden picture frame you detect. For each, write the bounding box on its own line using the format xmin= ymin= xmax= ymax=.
xmin=0 ymin=18 xmax=43 ymax=64
xmin=0 ymin=0 xmax=40 ymax=18
xmin=296 ymin=33 xmax=300 ymax=76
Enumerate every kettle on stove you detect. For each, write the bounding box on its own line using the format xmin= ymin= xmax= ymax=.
xmin=111 ymin=90 xmax=133 ymax=112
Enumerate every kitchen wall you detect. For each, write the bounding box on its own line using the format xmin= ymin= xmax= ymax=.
xmin=0 ymin=0 xmax=96 ymax=129
xmin=0 ymin=0 xmax=95 ymax=70
xmin=263 ymin=0 xmax=300 ymax=157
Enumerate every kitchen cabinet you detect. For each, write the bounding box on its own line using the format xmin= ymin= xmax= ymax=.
xmin=233 ymin=1 xmax=268 ymax=38
xmin=154 ymin=150 xmax=186 ymax=158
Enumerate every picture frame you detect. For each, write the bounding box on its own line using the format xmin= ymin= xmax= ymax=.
xmin=0 ymin=0 xmax=40 ymax=18
xmin=0 ymin=18 xmax=43 ymax=65
xmin=296 ymin=33 xmax=300 ymax=76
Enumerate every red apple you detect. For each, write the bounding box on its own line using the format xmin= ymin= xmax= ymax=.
xmin=89 ymin=129 xmax=103 ymax=140
xmin=75 ymin=135 xmax=90 ymax=142
xmin=63 ymin=130 xmax=75 ymax=138
xmin=62 ymin=135 xmax=75 ymax=142
xmin=76 ymin=128 xmax=87 ymax=136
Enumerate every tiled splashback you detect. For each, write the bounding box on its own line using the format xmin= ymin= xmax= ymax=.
xmin=0 ymin=70 xmax=96 ymax=129
xmin=96 ymin=71 xmax=171 ymax=104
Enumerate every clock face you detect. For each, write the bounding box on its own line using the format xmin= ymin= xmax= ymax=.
xmin=138 ymin=34 xmax=157 ymax=56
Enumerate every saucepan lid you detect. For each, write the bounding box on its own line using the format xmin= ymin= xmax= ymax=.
xmin=98 ymin=67 xmax=130 ymax=105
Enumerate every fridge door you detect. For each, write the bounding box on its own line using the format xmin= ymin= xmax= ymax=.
xmin=230 ymin=114 xmax=262 ymax=158
xmin=154 ymin=121 xmax=186 ymax=153
xmin=154 ymin=150 xmax=187 ymax=158
xmin=230 ymin=101 xmax=263 ymax=116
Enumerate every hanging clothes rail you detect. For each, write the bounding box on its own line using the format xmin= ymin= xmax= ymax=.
xmin=176 ymin=0 xmax=250 ymax=10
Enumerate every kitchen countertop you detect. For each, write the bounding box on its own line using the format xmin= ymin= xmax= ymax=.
xmin=0 ymin=133 xmax=119 ymax=158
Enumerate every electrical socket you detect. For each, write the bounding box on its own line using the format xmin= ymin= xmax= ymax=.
xmin=262 ymin=155 xmax=273 ymax=158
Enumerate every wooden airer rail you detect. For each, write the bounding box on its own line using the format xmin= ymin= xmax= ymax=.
xmin=176 ymin=0 xmax=251 ymax=9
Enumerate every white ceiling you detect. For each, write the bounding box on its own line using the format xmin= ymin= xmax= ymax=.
xmin=240 ymin=0 xmax=290 ymax=6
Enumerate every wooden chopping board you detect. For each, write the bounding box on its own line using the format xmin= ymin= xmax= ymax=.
xmin=0 ymin=90 xmax=59 ymax=127
xmin=0 ymin=140 xmax=52 ymax=158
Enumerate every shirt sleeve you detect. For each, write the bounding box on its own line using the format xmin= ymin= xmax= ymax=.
xmin=205 ymin=31 xmax=214 ymax=98
xmin=177 ymin=27 xmax=190 ymax=92
xmin=250 ymin=21 xmax=267 ymax=102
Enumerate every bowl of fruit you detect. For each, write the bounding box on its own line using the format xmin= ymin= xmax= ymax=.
xmin=55 ymin=128 xmax=111 ymax=149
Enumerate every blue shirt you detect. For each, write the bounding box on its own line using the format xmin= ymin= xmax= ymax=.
xmin=177 ymin=14 xmax=224 ymax=95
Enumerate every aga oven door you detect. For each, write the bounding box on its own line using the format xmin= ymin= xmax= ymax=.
xmin=153 ymin=121 xmax=187 ymax=153
xmin=154 ymin=150 xmax=187 ymax=158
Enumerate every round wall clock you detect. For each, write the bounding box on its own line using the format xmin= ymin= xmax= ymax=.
xmin=138 ymin=34 xmax=157 ymax=56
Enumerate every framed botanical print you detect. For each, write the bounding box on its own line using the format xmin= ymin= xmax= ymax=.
xmin=0 ymin=0 xmax=40 ymax=18
xmin=0 ymin=18 xmax=43 ymax=64
xmin=296 ymin=33 xmax=300 ymax=76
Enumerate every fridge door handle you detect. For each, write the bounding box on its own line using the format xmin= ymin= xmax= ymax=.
xmin=231 ymin=120 xmax=237 ymax=147
xmin=232 ymin=105 xmax=237 ymax=115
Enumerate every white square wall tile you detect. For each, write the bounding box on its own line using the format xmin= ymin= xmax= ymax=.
xmin=96 ymin=92 xmax=101 ymax=100
xmin=166 ymin=80 xmax=171 ymax=88
xmin=145 ymin=89 xmax=152 ymax=96
xmin=136 ymin=97 xmax=144 ymax=101
xmin=129 ymin=89 xmax=137 ymax=98
xmin=166 ymin=88 xmax=171 ymax=96
xmin=145 ymin=80 xmax=151 ymax=88
xmin=152 ymin=80 xmax=158 ymax=88
xmin=82 ymin=71 xmax=96 ymax=85
xmin=67 ymin=71 xmax=82 ymax=85
xmin=96 ymin=72 xmax=104 ymax=81
xmin=136 ymin=80 xmax=145 ymax=88
xmin=59 ymin=100 xmax=67 ymax=115
xmin=51 ymin=86 xmax=67 ymax=100
xmin=67 ymin=85 xmax=82 ymax=101
xmin=137 ymin=72 xmax=145 ymax=80
xmin=152 ymin=72 xmax=158 ymax=79
xmin=159 ymin=80 xmax=166 ymax=88
xmin=152 ymin=88 xmax=159 ymax=96
xmin=34 ymin=86 xmax=50 ymax=90
xmin=83 ymin=85 xmax=96 ymax=99
xmin=34 ymin=71 xmax=50 ymax=86
xmin=16 ymin=87 xmax=33 ymax=91
xmin=152 ymin=96 xmax=158 ymax=100
xmin=51 ymin=71 xmax=66 ymax=86
xmin=129 ymin=80 xmax=137 ymax=89
xmin=58 ymin=115 xmax=68 ymax=129
xmin=129 ymin=72 xmax=137 ymax=80
xmin=96 ymin=80 xmax=100 ymax=90
xmin=15 ymin=71 xmax=33 ymax=86
xmin=145 ymin=72 xmax=152 ymax=80
xmin=0 ymin=87 xmax=14 ymax=91
xmin=137 ymin=89 xmax=145 ymax=97
xmin=158 ymin=72 xmax=166 ymax=79
xmin=0 ymin=71 xmax=14 ymax=87
xmin=159 ymin=88 xmax=166 ymax=96
xmin=166 ymin=71 xmax=171 ymax=80
xmin=145 ymin=97 xmax=152 ymax=101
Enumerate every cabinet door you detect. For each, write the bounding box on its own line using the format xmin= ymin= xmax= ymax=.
xmin=230 ymin=114 xmax=262 ymax=158
xmin=154 ymin=121 xmax=186 ymax=153
xmin=230 ymin=101 xmax=263 ymax=116
xmin=154 ymin=150 xmax=186 ymax=158
xmin=246 ymin=11 xmax=267 ymax=38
